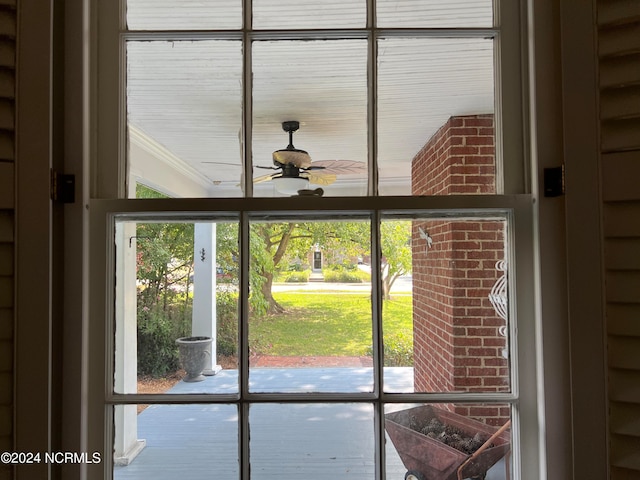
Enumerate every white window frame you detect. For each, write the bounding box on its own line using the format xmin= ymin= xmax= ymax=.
xmin=83 ymin=1 xmax=545 ymax=479
xmin=88 ymin=195 xmax=540 ymax=479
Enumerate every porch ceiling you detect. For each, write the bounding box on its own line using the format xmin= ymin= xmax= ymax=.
xmin=125 ymin=1 xmax=495 ymax=197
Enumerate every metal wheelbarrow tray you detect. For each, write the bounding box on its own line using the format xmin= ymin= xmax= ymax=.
xmin=385 ymin=405 xmax=511 ymax=480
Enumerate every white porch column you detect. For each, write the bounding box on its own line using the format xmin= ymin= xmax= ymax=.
xmin=192 ymin=223 xmax=221 ymax=375
xmin=113 ymin=222 xmax=146 ymax=465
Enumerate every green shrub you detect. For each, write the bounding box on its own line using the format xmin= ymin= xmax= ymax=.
xmin=366 ymin=332 xmax=414 ymax=367
xmin=323 ymin=266 xmax=370 ymax=283
xmin=216 ymin=290 xmax=239 ymax=356
xmin=137 ymin=304 xmax=190 ymax=377
xmin=284 ymin=270 xmax=310 ymax=283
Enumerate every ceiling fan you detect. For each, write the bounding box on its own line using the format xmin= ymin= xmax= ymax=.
xmin=254 ymin=121 xmax=366 ymax=195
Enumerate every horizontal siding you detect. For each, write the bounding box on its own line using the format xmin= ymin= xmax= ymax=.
xmin=598 ymin=1 xmax=640 ymax=477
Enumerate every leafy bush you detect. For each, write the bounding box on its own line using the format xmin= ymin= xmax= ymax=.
xmin=382 ymin=332 xmax=414 ymax=366
xmin=366 ymin=332 xmax=414 ymax=367
xmin=283 ymin=270 xmax=311 ymax=283
xmin=216 ymin=290 xmax=239 ymax=356
xmin=137 ymin=304 xmax=191 ymax=377
xmin=323 ymin=266 xmax=370 ymax=283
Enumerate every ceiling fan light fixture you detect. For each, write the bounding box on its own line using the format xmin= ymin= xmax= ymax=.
xmin=273 ymin=176 xmax=309 ymax=195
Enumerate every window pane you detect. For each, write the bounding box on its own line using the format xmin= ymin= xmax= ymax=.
xmin=253 ymin=0 xmax=365 ymax=29
xmin=377 ymin=0 xmax=493 ymax=28
xmin=126 ymin=0 xmax=242 ymax=30
xmin=385 ymin=403 xmax=512 ymax=480
xmin=113 ymin=404 xmax=238 ymax=479
xmin=250 ymin=403 xmax=375 ymax=478
xmin=248 ymin=219 xmax=373 ymax=393
xmin=114 ymin=219 xmax=240 ymax=395
xmin=252 ymin=40 xmax=368 ymax=197
xmin=381 ymin=216 xmax=510 ymax=393
xmin=127 ymin=41 xmax=244 ymax=198
xmin=377 ymin=38 xmax=495 ymax=196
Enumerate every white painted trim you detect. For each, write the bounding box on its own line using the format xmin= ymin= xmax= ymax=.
xmin=129 ymin=125 xmax=213 ymax=197
xmin=560 ymin=0 xmax=608 ymax=477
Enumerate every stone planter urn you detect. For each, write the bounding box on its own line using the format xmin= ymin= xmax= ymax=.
xmin=175 ymin=336 xmax=213 ymax=382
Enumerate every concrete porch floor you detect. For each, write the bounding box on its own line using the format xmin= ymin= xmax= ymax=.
xmin=114 ymin=367 xmax=510 ymax=480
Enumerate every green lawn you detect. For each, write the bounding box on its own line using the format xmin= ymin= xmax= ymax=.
xmin=249 ymin=292 xmax=413 ymax=359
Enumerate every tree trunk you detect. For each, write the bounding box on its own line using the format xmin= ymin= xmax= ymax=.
xmin=261 ymin=271 xmax=285 ymax=313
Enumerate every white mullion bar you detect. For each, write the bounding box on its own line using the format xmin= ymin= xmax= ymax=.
xmin=371 ymin=210 xmax=385 ymax=480
xmin=121 ymin=28 xmax=498 ymax=42
xmin=239 ymin=210 xmax=251 ymax=480
xmin=91 ymin=194 xmax=531 ymax=216
xmin=367 ymin=32 xmax=378 ymax=197
xmin=105 ymin=390 xmax=517 ymax=405
xmin=243 ymin=0 xmax=254 ymax=198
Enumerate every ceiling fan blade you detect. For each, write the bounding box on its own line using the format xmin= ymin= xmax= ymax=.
xmin=310 ymin=160 xmax=366 ymax=175
xmin=255 ymin=165 xmax=279 ymax=170
xmin=303 ymin=165 xmax=327 ymax=171
xmin=307 ymin=172 xmax=337 ymax=186
xmin=201 ymin=161 xmax=242 ymax=167
xmin=253 ymin=173 xmax=280 ymax=184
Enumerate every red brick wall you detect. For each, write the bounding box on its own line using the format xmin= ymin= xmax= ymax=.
xmin=412 ymin=115 xmax=496 ymax=196
xmin=411 ymin=115 xmax=509 ymax=423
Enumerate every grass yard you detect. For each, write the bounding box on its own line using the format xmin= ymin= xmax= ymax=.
xmin=249 ymin=292 xmax=413 ymax=359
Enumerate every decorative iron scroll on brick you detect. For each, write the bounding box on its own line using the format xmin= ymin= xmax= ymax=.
xmin=489 ymin=260 xmax=508 ymax=334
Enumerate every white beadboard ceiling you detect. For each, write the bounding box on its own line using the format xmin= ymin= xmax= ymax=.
xmin=125 ymin=1 xmax=494 ymax=197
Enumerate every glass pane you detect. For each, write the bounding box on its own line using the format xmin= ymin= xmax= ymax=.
xmin=381 ymin=216 xmax=510 ymax=393
xmin=377 ymin=38 xmax=495 ymax=196
xmin=377 ymin=0 xmax=493 ymax=28
xmin=250 ymin=403 xmax=375 ymax=478
xmin=252 ymin=40 xmax=368 ymax=198
xmin=385 ymin=403 xmax=512 ymax=480
xmin=126 ymin=0 xmax=242 ymax=30
xmin=127 ymin=41 xmax=243 ymax=198
xmin=253 ymin=0 xmax=365 ymax=29
xmin=248 ymin=218 xmax=373 ymax=393
xmin=114 ymin=219 xmax=240 ymax=395
xmin=113 ymin=404 xmax=238 ymax=479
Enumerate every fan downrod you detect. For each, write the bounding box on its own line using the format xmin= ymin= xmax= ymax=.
xmin=282 ymin=121 xmax=300 ymax=150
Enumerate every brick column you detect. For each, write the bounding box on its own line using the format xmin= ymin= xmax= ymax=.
xmin=411 ymin=115 xmax=509 ymax=425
